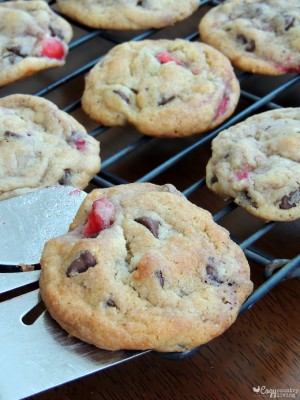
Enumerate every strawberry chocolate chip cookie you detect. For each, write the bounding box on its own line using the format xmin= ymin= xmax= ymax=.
xmin=199 ymin=0 xmax=300 ymax=75
xmin=39 ymin=182 xmax=253 ymax=352
xmin=81 ymin=39 xmax=240 ymax=138
xmin=0 ymin=94 xmax=100 ymax=201
xmin=56 ymin=0 xmax=200 ymax=31
xmin=206 ymin=108 xmax=300 ymax=221
xmin=0 ymin=0 xmax=73 ymax=87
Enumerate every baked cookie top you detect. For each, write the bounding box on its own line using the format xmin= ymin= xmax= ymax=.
xmin=206 ymin=108 xmax=300 ymax=221
xmin=0 ymin=94 xmax=100 ymax=201
xmin=39 ymin=183 xmax=253 ymax=352
xmin=0 ymin=0 xmax=73 ymax=87
xmin=82 ymin=39 xmax=240 ymax=138
xmin=199 ymin=0 xmax=300 ymax=75
xmin=56 ymin=0 xmax=200 ymax=30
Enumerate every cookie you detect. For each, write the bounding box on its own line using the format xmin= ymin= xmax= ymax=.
xmin=0 ymin=94 xmax=100 ymax=201
xmin=206 ymin=108 xmax=300 ymax=221
xmin=56 ymin=0 xmax=200 ymax=31
xmin=81 ymin=39 xmax=240 ymax=138
xmin=199 ymin=0 xmax=300 ymax=75
xmin=0 ymin=0 xmax=73 ymax=87
xmin=39 ymin=182 xmax=253 ymax=352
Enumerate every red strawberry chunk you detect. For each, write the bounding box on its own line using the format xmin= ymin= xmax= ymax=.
xmin=83 ymin=198 xmax=116 ymax=237
xmin=75 ymin=138 xmax=86 ymax=151
xmin=235 ymin=169 xmax=250 ymax=181
xmin=214 ymin=96 xmax=229 ymax=120
xmin=40 ymin=37 xmax=65 ymax=60
xmin=156 ymin=52 xmax=183 ymax=66
xmin=278 ymin=65 xmax=300 ymax=74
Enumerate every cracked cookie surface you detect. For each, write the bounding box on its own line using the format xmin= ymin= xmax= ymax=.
xmin=39 ymin=183 xmax=253 ymax=352
xmin=206 ymin=108 xmax=300 ymax=221
xmin=199 ymin=0 xmax=300 ymax=75
xmin=0 ymin=0 xmax=72 ymax=87
xmin=56 ymin=0 xmax=200 ymax=30
xmin=81 ymin=39 xmax=240 ymax=138
xmin=0 ymin=94 xmax=100 ymax=201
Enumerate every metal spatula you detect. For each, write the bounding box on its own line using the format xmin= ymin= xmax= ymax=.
xmin=0 ymin=289 xmax=146 ymax=400
xmin=0 ymin=186 xmax=147 ymax=400
xmin=0 ymin=186 xmax=86 ymax=294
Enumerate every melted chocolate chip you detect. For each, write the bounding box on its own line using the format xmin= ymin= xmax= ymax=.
xmin=243 ymin=191 xmax=258 ymax=209
xmin=222 ymin=298 xmax=232 ymax=305
xmin=210 ymin=175 xmax=218 ymax=184
xmin=155 ymin=270 xmax=164 ymax=288
xmin=59 ymin=168 xmax=72 ymax=185
xmin=4 ymin=131 xmax=21 ymax=138
xmin=135 ymin=216 xmax=160 ymax=238
xmin=106 ymin=298 xmax=117 ymax=307
xmin=206 ymin=262 xmax=223 ymax=285
xmin=49 ymin=25 xmax=64 ymax=39
xmin=131 ymin=88 xmax=139 ymax=94
xmin=279 ymin=188 xmax=300 ymax=210
xmin=236 ymin=34 xmax=255 ymax=52
xmin=113 ymin=90 xmax=130 ymax=104
xmin=158 ymin=95 xmax=176 ymax=106
xmin=66 ymin=251 xmax=96 ymax=277
xmin=137 ymin=0 xmax=143 ymax=5
xmin=284 ymin=15 xmax=295 ymax=31
xmin=7 ymin=46 xmax=26 ymax=57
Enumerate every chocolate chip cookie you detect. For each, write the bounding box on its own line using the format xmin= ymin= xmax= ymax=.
xmin=39 ymin=182 xmax=253 ymax=352
xmin=56 ymin=0 xmax=200 ymax=30
xmin=0 ymin=94 xmax=100 ymax=201
xmin=81 ymin=39 xmax=240 ymax=138
xmin=206 ymin=108 xmax=300 ymax=221
xmin=0 ymin=0 xmax=73 ymax=87
xmin=199 ymin=0 xmax=300 ymax=75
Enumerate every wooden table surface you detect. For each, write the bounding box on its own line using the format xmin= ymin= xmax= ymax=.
xmin=0 ymin=2 xmax=299 ymax=399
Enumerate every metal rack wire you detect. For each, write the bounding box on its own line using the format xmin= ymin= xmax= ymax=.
xmin=1 ymin=0 xmax=299 ymax=361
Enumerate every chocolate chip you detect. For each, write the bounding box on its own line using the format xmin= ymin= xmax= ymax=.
xmin=113 ymin=90 xmax=130 ymax=104
xmin=59 ymin=168 xmax=71 ymax=185
xmin=106 ymin=298 xmax=117 ymax=307
xmin=131 ymin=88 xmax=139 ymax=94
xmin=279 ymin=188 xmax=300 ymax=210
xmin=66 ymin=251 xmax=96 ymax=277
xmin=222 ymin=298 xmax=232 ymax=305
xmin=7 ymin=46 xmax=26 ymax=57
xmin=4 ymin=131 xmax=21 ymax=138
xmin=206 ymin=261 xmax=223 ymax=285
xmin=137 ymin=0 xmax=143 ymax=5
xmin=135 ymin=216 xmax=160 ymax=238
xmin=243 ymin=191 xmax=258 ymax=208
xmin=284 ymin=15 xmax=295 ymax=31
xmin=236 ymin=34 xmax=255 ymax=52
xmin=158 ymin=95 xmax=176 ymax=106
xmin=210 ymin=175 xmax=218 ymax=184
xmin=49 ymin=25 xmax=64 ymax=39
xmin=155 ymin=270 xmax=164 ymax=288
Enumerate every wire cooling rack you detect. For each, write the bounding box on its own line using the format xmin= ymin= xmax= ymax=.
xmin=0 ymin=0 xmax=299 ymax=362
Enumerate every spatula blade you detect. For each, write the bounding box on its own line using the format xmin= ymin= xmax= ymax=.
xmin=0 ymin=186 xmax=86 ymax=266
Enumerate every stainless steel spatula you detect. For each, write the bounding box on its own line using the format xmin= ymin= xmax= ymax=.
xmin=0 ymin=186 xmax=86 ymax=294
xmin=0 ymin=186 xmax=147 ymax=400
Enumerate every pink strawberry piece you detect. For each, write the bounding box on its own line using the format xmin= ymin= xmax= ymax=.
xmin=75 ymin=138 xmax=86 ymax=151
xmin=40 ymin=37 xmax=65 ymax=60
xmin=279 ymin=66 xmax=300 ymax=74
xmin=214 ymin=96 xmax=229 ymax=120
xmin=83 ymin=198 xmax=116 ymax=237
xmin=156 ymin=52 xmax=183 ymax=66
xmin=235 ymin=169 xmax=250 ymax=181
